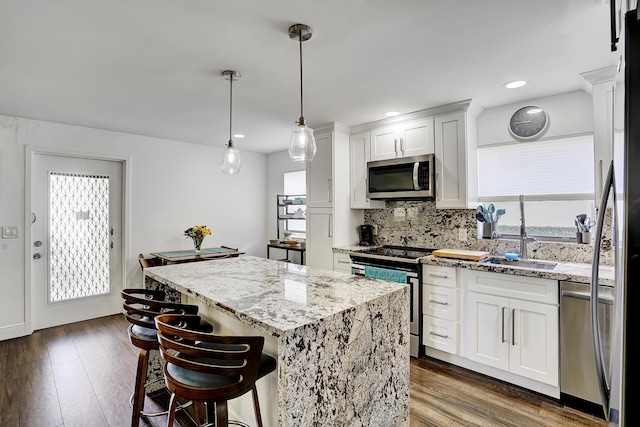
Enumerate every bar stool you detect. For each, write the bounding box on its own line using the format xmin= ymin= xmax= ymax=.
xmin=155 ymin=313 xmax=277 ymax=427
xmin=121 ymin=288 xmax=213 ymax=427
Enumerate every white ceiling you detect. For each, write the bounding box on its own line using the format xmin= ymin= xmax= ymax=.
xmin=0 ymin=0 xmax=618 ymax=154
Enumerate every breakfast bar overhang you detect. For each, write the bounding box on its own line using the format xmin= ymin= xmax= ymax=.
xmin=144 ymin=256 xmax=410 ymax=427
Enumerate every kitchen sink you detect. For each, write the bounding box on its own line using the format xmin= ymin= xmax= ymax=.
xmin=482 ymin=257 xmax=557 ymax=270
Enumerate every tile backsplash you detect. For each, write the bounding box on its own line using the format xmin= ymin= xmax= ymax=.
xmin=364 ymin=200 xmax=613 ymax=265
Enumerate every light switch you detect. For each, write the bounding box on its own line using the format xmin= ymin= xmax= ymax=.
xmin=2 ymin=226 xmax=19 ymax=239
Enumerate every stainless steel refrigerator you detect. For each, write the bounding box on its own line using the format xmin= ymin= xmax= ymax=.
xmin=589 ymin=5 xmax=638 ymax=425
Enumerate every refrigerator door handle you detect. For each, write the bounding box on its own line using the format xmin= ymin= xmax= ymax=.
xmin=591 ymin=160 xmax=616 ymax=421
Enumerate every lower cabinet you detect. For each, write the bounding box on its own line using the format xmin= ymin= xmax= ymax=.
xmin=422 ymin=265 xmax=459 ymax=355
xmin=464 ymin=270 xmax=559 ymax=387
xmin=333 ymin=252 xmax=352 ymax=272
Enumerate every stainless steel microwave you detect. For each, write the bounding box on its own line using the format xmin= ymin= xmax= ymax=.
xmin=367 ymin=154 xmax=435 ymax=200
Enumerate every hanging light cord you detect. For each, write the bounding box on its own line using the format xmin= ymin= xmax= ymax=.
xmin=298 ymin=29 xmax=305 ymax=124
xmin=228 ymin=74 xmax=233 ymax=144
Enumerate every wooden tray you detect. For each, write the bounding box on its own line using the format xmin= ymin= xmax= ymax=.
xmin=432 ymin=248 xmax=490 ymax=262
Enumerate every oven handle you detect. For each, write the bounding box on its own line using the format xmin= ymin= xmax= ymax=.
xmin=413 ymin=162 xmax=420 ymax=190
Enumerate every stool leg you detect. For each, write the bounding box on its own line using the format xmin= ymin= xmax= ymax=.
xmin=166 ymin=393 xmax=178 ymax=427
xmin=131 ymin=348 xmax=149 ymax=427
xmin=251 ymin=388 xmax=264 ymax=427
xmin=215 ymin=401 xmax=229 ymax=427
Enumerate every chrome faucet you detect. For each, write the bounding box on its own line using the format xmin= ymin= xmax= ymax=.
xmin=519 ymin=195 xmax=535 ymax=259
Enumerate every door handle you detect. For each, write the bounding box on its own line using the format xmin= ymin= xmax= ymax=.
xmin=33 ymin=253 xmax=42 ymax=259
xmin=430 ymin=299 xmax=448 ymax=306
xmin=429 ymin=332 xmax=449 ymax=339
xmin=328 ymin=179 xmax=332 ymax=203
xmin=328 ymin=214 xmax=333 ymax=238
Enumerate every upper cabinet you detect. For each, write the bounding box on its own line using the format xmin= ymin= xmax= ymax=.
xmin=370 ymin=118 xmax=434 ymax=161
xmin=434 ymin=102 xmax=481 ymax=209
xmin=349 ymin=132 xmax=385 ymax=209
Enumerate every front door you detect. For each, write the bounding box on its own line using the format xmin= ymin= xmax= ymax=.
xmin=31 ymin=153 xmax=123 ymax=330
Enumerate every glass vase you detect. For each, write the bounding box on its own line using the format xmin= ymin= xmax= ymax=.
xmin=193 ymin=237 xmax=203 ymax=253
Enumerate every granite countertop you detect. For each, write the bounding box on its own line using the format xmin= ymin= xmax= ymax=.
xmin=333 ymin=246 xmax=615 ymax=286
xmin=420 ymin=255 xmax=615 ymax=286
xmin=144 ymin=255 xmax=407 ymax=337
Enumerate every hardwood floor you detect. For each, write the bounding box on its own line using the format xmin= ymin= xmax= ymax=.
xmin=0 ymin=314 xmax=611 ymax=426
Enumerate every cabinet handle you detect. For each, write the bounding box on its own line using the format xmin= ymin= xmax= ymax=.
xmin=430 ymin=299 xmax=448 ymax=306
xmin=328 ymin=214 xmax=333 ymax=238
xmin=400 ymin=137 xmax=405 ymax=154
xmin=501 ymin=307 xmax=506 ymax=343
xmin=429 ymin=332 xmax=449 ymax=339
xmin=337 ymin=260 xmax=350 ymax=264
xmin=394 ymin=138 xmax=399 ymax=154
xmin=328 ymin=179 xmax=332 ymax=203
xmin=429 ymin=273 xmax=448 ymax=279
xmin=435 ymin=172 xmax=440 ymax=201
xmin=512 ymin=308 xmax=516 ymax=346
xmin=365 ymin=178 xmax=369 ymax=202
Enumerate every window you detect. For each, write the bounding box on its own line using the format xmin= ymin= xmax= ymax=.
xmin=477 ymin=135 xmax=595 ymax=239
xmin=283 ymin=171 xmax=306 ymax=238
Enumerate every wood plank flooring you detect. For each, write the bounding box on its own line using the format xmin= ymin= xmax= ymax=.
xmin=0 ymin=315 xmax=611 ymax=426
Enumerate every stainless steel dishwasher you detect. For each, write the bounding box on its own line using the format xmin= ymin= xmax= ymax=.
xmin=560 ymin=281 xmax=614 ymax=405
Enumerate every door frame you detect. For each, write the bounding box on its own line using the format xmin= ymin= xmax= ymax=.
xmin=24 ymin=145 xmax=131 ymax=335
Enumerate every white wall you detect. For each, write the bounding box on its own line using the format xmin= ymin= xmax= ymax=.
xmin=266 ymin=150 xmax=305 ymax=263
xmin=0 ymin=114 xmax=267 ymax=339
xmin=477 ymin=90 xmax=593 ymax=146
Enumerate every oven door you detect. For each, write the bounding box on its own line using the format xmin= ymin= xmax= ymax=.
xmin=352 ymin=262 xmax=421 ymax=357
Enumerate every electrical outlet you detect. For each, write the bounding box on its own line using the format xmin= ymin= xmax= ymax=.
xmin=458 ymin=228 xmax=468 ymax=242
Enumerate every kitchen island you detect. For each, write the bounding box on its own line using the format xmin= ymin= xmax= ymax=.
xmin=144 ymin=256 xmax=409 ymax=427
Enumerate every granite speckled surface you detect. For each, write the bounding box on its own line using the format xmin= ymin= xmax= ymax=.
xmin=145 ymin=256 xmax=409 ymax=427
xmin=363 ymin=200 xmax=614 ymax=266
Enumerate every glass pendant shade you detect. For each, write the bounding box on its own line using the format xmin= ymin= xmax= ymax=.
xmin=289 ymin=122 xmax=316 ymax=162
xmin=288 ymin=24 xmax=316 ymax=163
xmin=220 ymin=141 xmax=241 ymax=174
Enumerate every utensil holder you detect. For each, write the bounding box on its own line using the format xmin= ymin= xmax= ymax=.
xmin=576 ymin=232 xmax=583 ymax=244
xmin=581 ymin=232 xmax=592 ymax=245
xmin=481 ymin=223 xmax=498 ymax=239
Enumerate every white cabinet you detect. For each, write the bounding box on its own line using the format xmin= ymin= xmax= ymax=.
xmin=306 ymin=131 xmax=333 ymax=209
xmin=305 ymin=123 xmax=363 ymax=269
xmin=422 ymin=265 xmax=459 ymax=355
xmin=370 ymin=118 xmax=434 ymax=161
xmin=463 ymin=270 xmax=559 ymax=387
xmin=349 ymin=132 xmax=384 ymax=209
xmin=333 ymin=252 xmax=352 ymax=273
xmin=434 ymin=104 xmax=480 ymax=209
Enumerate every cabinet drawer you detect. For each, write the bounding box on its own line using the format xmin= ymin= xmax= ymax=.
xmin=462 ymin=269 xmax=558 ymax=305
xmin=333 ymin=253 xmax=352 ymax=272
xmin=422 ymin=315 xmax=459 ymax=355
xmin=423 ymin=265 xmax=457 ymax=288
xmin=423 ymin=284 xmax=459 ymax=321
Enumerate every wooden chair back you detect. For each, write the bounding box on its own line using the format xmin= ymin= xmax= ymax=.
xmin=155 ymin=313 xmax=264 ymax=401
xmin=121 ymin=289 xmax=198 ymax=331
xmin=138 ymin=253 xmax=163 ymax=269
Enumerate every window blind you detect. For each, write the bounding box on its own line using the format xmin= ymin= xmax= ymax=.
xmin=478 ymin=135 xmax=595 ymax=198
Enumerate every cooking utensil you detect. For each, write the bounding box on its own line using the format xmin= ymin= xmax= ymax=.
xmin=476 ymin=205 xmax=486 ymax=222
xmin=495 ymin=208 xmax=506 ymax=223
xmin=576 ymin=214 xmax=587 ymax=226
xmin=584 ymin=217 xmax=596 ymax=231
xmin=486 ymin=204 xmax=496 ymax=223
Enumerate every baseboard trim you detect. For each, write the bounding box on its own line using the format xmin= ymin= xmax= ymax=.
xmin=0 ymin=322 xmax=27 ymax=341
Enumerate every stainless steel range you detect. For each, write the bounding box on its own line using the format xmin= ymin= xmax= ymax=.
xmin=350 ymin=245 xmax=435 ymax=357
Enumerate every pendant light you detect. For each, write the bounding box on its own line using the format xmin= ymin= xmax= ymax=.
xmin=220 ymin=70 xmax=242 ymax=174
xmin=288 ymin=24 xmax=316 ymax=162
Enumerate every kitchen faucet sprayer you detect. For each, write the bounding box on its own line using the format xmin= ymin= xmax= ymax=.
xmin=519 ymin=195 xmax=535 ymax=259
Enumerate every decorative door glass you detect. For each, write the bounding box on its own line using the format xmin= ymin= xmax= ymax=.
xmin=48 ymin=172 xmax=110 ymax=302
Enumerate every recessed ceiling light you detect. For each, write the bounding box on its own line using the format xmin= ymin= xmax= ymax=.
xmin=233 ymin=133 xmax=245 ymax=138
xmin=385 ymin=111 xmax=400 ymax=117
xmin=504 ymin=80 xmax=528 ymax=89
